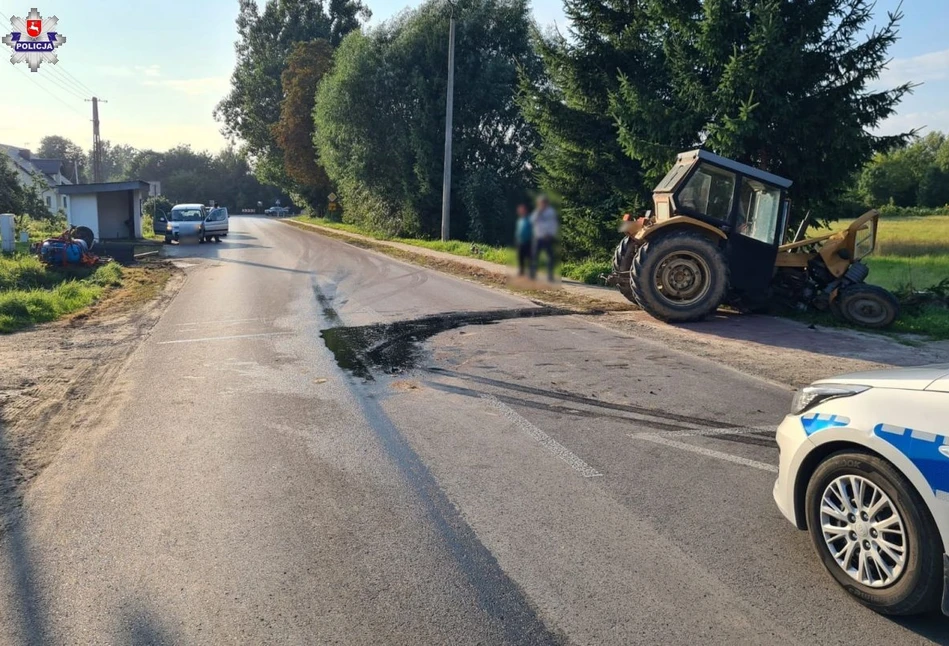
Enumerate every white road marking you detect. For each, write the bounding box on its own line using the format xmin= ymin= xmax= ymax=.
xmin=176 ymin=318 xmax=263 ymax=326
xmin=631 ymin=433 xmax=778 ymax=473
xmin=481 ymin=394 xmax=603 ymax=478
xmin=157 ymin=332 xmax=293 ymax=345
xmin=642 ymin=425 xmax=777 ymax=438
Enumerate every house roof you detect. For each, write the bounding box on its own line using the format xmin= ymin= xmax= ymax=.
xmin=31 ymin=158 xmax=65 ymax=176
xmin=0 ymin=144 xmax=72 ymax=186
xmin=58 ymin=180 xmax=151 ymax=195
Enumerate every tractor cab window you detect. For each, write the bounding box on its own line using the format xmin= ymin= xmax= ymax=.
xmin=853 ymin=221 xmax=876 ymax=259
xmin=736 ymin=178 xmax=782 ymax=244
xmin=676 ymin=163 xmax=736 ymax=221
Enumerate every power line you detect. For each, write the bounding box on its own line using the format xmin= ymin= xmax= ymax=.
xmin=7 ymin=63 xmax=87 ymax=119
xmin=54 ymin=64 xmax=99 ymax=97
xmin=35 ymin=67 xmax=88 ymax=101
xmin=46 ymin=65 xmax=94 ymax=98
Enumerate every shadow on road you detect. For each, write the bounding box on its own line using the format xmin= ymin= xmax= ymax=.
xmin=0 ymin=418 xmax=49 ymax=645
xmin=121 ymin=602 xmax=179 ymax=646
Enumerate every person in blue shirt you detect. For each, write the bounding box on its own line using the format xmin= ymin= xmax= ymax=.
xmin=514 ymin=203 xmax=533 ymax=276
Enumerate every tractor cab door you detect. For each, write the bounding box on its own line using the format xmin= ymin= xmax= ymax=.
xmin=726 ymin=177 xmax=786 ymax=301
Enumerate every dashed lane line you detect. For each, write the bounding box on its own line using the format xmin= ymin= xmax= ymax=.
xmin=157 ymin=332 xmax=294 ymax=345
xmin=482 ymin=394 xmax=603 ymax=478
xmin=630 ymin=433 xmax=779 ymax=473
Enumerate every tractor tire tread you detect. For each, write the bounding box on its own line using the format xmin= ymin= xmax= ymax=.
xmin=630 ymin=231 xmax=728 ymax=322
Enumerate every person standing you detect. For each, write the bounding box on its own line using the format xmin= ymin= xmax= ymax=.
xmin=514 ymin=203 xmax=533 ymax=277
xmin=531 ymin=195 xmax=558 ymax=281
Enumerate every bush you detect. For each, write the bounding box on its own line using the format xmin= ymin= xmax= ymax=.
xmin=877 ymin=204 xmax=949 ymax=218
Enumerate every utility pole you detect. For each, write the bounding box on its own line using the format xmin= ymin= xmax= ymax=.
xmin=85 ymin=97 xmax=107 ymax=183
xmin=440 ymin=1 xmax=456 ymax=242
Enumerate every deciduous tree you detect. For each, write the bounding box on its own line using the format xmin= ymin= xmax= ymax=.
xmin=215 ymin=0 xmax=369 ymax=188
xmin=315 ymin=0 xmax=538 ymax=242
xmin=272 ymin=40 xmax=335 ymax=213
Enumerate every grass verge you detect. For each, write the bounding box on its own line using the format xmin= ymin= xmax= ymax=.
xmin=0 ymin=255 xmax=127 ymax=333
xmin=291 ymin=216 xmax=614 ymax=283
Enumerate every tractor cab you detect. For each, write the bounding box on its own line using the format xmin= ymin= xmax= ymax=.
xmin=651 ymin=150 xmax=792 ymax=301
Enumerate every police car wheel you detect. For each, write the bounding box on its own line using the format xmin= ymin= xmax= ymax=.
xmin=805 ymin=450 xmax=942 ymax=615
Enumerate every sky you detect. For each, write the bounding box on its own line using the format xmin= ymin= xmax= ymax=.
xmin=0 ymin=0 xmax=946 ymax=157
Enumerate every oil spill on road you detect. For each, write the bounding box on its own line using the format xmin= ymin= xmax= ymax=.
xmin=320 ymin=307 xmax=574 ymax=381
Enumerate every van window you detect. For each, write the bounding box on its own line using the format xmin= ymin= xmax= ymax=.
xmin=170 ymin=208 xmax=205 ymax=222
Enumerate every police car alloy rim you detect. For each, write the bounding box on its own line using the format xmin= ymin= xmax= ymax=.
xmin=820 ymin=475 xmax=906 ymax=587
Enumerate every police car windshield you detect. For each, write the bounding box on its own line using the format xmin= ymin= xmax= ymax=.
xmin=171 ymin=208 xmax=204 ymax=222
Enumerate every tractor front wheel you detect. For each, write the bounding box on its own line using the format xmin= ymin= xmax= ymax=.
xmin=630 ymin=231 xmax=728 ymax=322
xmin=835 ymin=284 xmax=900 ymax=329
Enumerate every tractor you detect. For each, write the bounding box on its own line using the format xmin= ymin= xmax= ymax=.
xmin=606 ymin=149 xmax=899 ymax=328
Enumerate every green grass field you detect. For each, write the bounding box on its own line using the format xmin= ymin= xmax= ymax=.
xmin=0 ymin=254 xmax=123 ymax=333
xmin=822 ymin=215 xmax=949 ymax=338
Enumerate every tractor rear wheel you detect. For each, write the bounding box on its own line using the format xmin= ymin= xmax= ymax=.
xmin=611 ymin=238 xmax=636 ymax=304
xmin=835 ymin=284 xmax=900 ymax=328
xmin=630 ymin=231 xmax=728 ymax=322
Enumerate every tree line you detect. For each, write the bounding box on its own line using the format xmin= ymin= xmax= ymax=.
xmin=18 ymin=135 xmax=291 ymax=216
xmin=857 ymin=131 xmax=949 ymax=211
xmin=215 ymin=0 xmax=921 ymax=256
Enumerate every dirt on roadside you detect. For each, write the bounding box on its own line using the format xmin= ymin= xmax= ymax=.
xmin=0 ymin=262 xmax=183 ymax=528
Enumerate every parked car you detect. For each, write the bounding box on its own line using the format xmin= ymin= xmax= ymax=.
xmin=203 ymin=207 xmax=228 ymax=242
xmin=164 ymin=204 xmax=208 ymax=244
xmin=774 ymin=365 xmax=949 ymax=616
xmin=264 ymin=206 xmax=289 ymax=216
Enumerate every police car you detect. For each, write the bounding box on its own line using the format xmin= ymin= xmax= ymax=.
xmin=774 ymin=365 xmax=949 ymax=616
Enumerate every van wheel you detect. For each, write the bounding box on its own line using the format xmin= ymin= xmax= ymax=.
xmin=611 ymin=238 xmax=637 ymax=304
xmin=630 ymin=231 xmax=728 ymax=322
xmin=805 ymin=450 xmax=942 ymax=616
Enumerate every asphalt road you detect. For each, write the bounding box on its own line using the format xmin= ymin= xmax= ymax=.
xmin=0 ymin=216 xmax=945 ymax=644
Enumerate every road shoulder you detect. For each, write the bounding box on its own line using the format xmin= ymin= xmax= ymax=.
xmin=0 ymin=262 xmax=183 ymax=530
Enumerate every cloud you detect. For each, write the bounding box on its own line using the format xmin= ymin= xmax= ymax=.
xmin=142 ymin=76 xmax=229 ymax=96
xmin=95 ymin=64 xmax=162 ymax=78
xmin=136 ymin=64 xmax=161 ymax=78
xmin=877 ymin=48 xmax=949 ymax=87
xmin=876 ymin=110 xmax=949 ymax=136
xmin=95 ymin=64 xmax=135 ymax=78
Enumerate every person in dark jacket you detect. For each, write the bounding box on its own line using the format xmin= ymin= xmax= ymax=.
xmin=531 ymin=195 xmax=559 ymax=281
